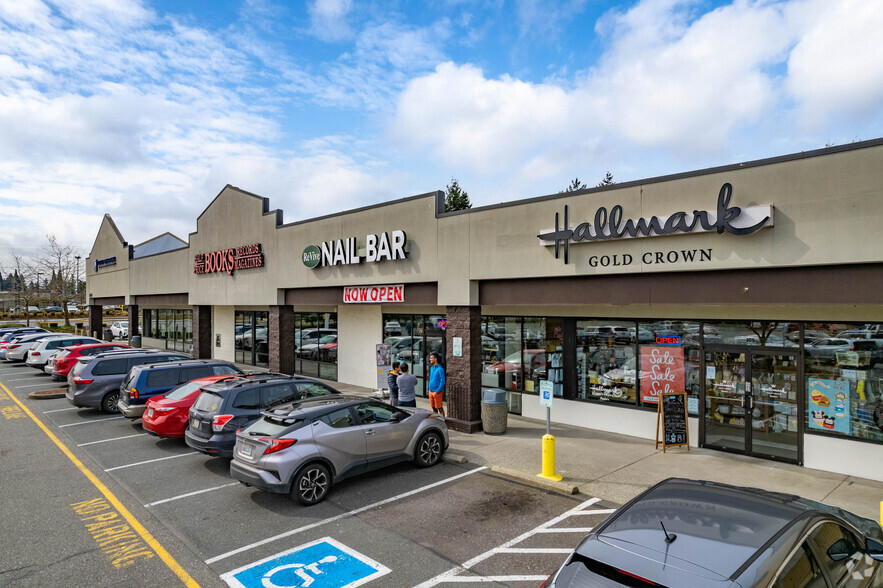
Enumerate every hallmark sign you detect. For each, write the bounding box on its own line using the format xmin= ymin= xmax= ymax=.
xmin=538 ymin=183 xmax=773 ymax=264
xmin=194 ymin=243 xmax=264 ymax=275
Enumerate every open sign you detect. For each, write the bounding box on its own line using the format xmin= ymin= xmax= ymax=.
xmin=656 ymin=336 xmax=681 ymax=346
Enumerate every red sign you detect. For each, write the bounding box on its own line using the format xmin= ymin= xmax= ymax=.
xmin=194 ymin=243 xmax=264 ymax=275
xmin=640 ymin=346 xmax=684 ymax=404
xmin=343 ymin=284 xmax=404 ymax=304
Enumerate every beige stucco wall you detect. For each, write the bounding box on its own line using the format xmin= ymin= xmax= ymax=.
xmin=85 ymin=216 xmax=131 ymax=302
xmin=213 ymin=305 xmax=235 ymax=363
xmin=129 ymin=248 xmax=191 ymax=296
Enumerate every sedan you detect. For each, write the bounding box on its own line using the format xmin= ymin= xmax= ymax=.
xmin=109 ymin=321 xmax=128 ymax=338
xmin=48 ymin=343 xmax=132 ymax=380
xmin=544 ymin=478 xmax=883 ymax=587
xmin=231 ymin=396 xmax=448 ymax=505
xmin=142 ymin=374 xmax=245 ymax=438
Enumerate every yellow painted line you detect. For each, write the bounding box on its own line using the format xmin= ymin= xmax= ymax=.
xmin=0 ymin=382 xmax=200 ymax=587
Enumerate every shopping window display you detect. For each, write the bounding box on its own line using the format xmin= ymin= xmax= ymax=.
xmin=577 ymin=320 xmax=636 ymax=405
xmin=144 ymin=308 xmax=193 ymax=352
xmin=637 ymin=321 xmax=701 ymax=415
xmin=804 ymin=322 xmax=883 ymax=444
xmin=480 ymin=316 xmax=524 ymax=391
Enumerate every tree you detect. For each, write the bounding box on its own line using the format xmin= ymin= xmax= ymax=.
xmin=444 ymin=178 xmax=472 ymax=212
xmin=1 ymin=251 xmax=40 ymax=326
xmin=39 ymin=234 xmax=82 ymax=327
xmin=563 ymin=178 xmax=586 ymax=193
xmin=597 ymin=171 xmax=614 ymax=187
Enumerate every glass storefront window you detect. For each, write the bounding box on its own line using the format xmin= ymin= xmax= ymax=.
xmin=294 ymin=312 xmax=337 ymax=381
xmin=805 ymin=322 xmax=883 ymax=444
xmin=480 ymin=317 xmax=523 ymax=390
xmin=235 ymin=310 xmax=269 ymax=367
xmin=383 ymin=314 xmax=446 ymax=398
xmin=577 ymin=320 xmax=636 ymax=405
xmin=144 ymin=308 xmax=192 ymax=352
xmin=637 ymin=321 xmax=701 ymax=415
xmin=703 ymin=321 xmax=799 ymax=347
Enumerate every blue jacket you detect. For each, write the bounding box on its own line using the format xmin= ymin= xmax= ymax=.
xmin=428 ymin=364 xmax=445 ymax=393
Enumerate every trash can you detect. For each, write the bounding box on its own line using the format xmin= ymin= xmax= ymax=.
xmin=481 ymin=389 xmax=508 ymax=435
xmin=103 ymin=328 xmax=113 ymax=342
xmin=130 ymin=335 xmax=142 ymax=348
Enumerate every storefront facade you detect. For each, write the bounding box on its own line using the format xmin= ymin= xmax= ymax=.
xmin=85 ymin=140 xmax=883 ymax=481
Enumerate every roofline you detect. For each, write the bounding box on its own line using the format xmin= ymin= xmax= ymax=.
xmin=194 ymin=184 xmax=283 ymax=228
xmin=279 ymin=190 xmax=444 ymax=228
xmin=438 ymin=136 xmax=883 ymax=217
xmin=133 ymin=231 xmax=188 ymax=249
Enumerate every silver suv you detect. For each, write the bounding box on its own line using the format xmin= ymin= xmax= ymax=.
xmin=231 ymin=396 xmax=448 ymax=505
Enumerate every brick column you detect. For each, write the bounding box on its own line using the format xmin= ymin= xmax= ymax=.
xmin=269 ymin=305 xmax=295 ymax=375
xmin=126 ymin=304 xmax=139 ymax=337
xmin=88 ymin=305 xmax=104 ymax=339
xmin=445 ymin=306 xmax=482 ymax=433
xmin=192 ymin=305 xmax=212 ymax=359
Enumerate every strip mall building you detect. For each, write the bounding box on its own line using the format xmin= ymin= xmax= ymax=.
xmin=85 ymin=140 xmax=883 ymax=481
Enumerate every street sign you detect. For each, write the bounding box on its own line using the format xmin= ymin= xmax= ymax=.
xmin=221 ymin=537 xmax=390 ymax=588
xmin=539 ymin=380 xmax=553 ymax=408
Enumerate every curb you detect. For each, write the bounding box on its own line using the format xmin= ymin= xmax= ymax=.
xmin=490 ymin=466 xmax=580 ymax=495
xmin=442 ymin=452 xmax=468 ymax=464
xmin=28 ymin=390 xmax=67 ymax=400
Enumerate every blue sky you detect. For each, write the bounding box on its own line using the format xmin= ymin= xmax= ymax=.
xmin=0 ymin=0 xmax=881 ymax=266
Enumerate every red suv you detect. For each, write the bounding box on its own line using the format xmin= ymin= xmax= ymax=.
xmin=49 ymin=343 xmax=132 ymax=380
xmin=143 ymin=374 xmax=247 ymax=438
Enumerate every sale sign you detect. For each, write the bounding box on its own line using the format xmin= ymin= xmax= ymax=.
xmin=640 ymin=346 xmax=685 ymax=404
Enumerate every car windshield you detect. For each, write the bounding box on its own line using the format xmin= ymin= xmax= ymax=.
xmin=193 ymin=391 xmax=224 ymax=413
xmin=164 ymin=381 xmax=203 ymax=401
xmin=318 ymin=335 xmax=336 ymax=343
xmin=55 ymin=349 xmax=72 ymax=359
xmin=243 ymin=415 xmax=301 ymax=437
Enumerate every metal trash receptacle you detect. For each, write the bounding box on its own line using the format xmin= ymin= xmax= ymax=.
xmin=103 ymin=328 xmax=113 ymax=342
xmin=481 ymin=389 xmax=508 ymax=435
xmin=130 ymin=335 xmax=142 ymax=348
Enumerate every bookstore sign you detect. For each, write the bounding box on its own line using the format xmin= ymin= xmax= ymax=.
xmin=194 ymin=243 xmax=265 ymax=275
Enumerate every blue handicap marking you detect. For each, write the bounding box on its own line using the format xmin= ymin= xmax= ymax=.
xmin=222 ymin=537 xmax=391 ymax=588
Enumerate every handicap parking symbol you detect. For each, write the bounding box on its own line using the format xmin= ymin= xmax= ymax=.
xmin=222 ymin=537 xmax=391 ymax=588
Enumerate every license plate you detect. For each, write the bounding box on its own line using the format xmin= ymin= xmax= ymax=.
xmin=191 ymin=418 xmax=199 ymax=428
xmin=239 ymin=443 xmax=252 ymax=457
xmin=147 ymin=408 xmax=154 ymax=417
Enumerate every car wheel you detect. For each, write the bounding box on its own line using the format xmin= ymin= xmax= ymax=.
xmin=101 ymin=391 xmax=120 ymax=414
xmin=415 ymin=431 xmax=443 ymax=468
xmin=292 ymin=463 xmax=331 ymax=506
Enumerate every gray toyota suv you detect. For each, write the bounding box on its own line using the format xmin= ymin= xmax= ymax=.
xmin=67 ymin=350 xmax=190 ymax=413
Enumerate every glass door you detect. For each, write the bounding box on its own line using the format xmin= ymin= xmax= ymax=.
xmin=703 ymin=350 xmax=800 ymax=463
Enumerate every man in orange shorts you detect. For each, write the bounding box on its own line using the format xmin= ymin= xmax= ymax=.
xmin=428 ymin=352 xmax=446 ymax=417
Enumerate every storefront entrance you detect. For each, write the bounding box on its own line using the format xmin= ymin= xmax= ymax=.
xmin=703 ymin=349 xmax=802 ymax=463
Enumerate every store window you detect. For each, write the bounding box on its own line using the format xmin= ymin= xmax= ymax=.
xmin=576 ymin=320 xmax=636 ymax=405
xmin=637 ymin=321 xmax=702 ymax=415
xmin=235 ymin=310 xmax=269 ymax=369
xmin=480 ymin=316 xmax=523 ymax=391
xmin=383 ymin=314 xmax=446 ymax=397
xmin=804 ymin=322 xmax=883 ymax=444
xmin=143 ymin=308 xmax=193 ymax=352
xmin=703 ymin=321 xmax=799 ymax=347
xmin=294 ymin=312 xmax=337 ymax=381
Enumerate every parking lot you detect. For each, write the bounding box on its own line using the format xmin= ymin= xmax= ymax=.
xmin=0 ymin=362 xmax=615 ymax=587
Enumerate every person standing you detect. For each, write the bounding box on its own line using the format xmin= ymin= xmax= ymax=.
xmin=387 ymin=362 xmax=401 ymax=406
xmin=396 ymin=363 xmax=417 ymax=408
xmin=428 ymin=352 xmax=446 ymax=417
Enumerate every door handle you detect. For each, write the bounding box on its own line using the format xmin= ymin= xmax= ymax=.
xmin=365 ymin=429 xmax=375 ymax=436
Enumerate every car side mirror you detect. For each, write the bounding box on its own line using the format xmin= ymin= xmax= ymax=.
xmin=826 ymin=538 xmax=853 ymax=562
xmin=867 ymin=539 xmax=883 ymax=562
xmin=390 ymin=411 xmax=407 ymax=422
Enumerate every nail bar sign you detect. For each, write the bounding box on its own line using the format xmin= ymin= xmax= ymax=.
xmin=194 ymin=243 xmax=264 ymax=275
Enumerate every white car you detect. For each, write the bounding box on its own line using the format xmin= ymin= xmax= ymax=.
xmin=66 ymin=305 xmax=79 ymax=313
xmin=109 ymin=321 xmax=128 ymax=338
xmin=26 ymin=335 xmax=101 ymax=369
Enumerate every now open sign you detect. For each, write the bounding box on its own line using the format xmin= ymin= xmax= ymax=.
xmin=342 ymin=285 xmax=404 ymax=304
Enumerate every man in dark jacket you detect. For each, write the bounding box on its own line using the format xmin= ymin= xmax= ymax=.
xmin=387 ymin=362 xmax=401 ymax=406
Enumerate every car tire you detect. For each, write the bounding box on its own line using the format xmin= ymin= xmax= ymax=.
xmin=101 ymin=391 xmax=120 ymax=414
xmin=414 ymin=431 xmax=443 ymax=468
xmin=291 ymin=463 xmax=331 ymax=506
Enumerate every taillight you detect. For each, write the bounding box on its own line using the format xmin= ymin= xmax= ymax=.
xmin=212 ymin=414 xmax=234 ymax=432
xmin=9 ymin=344 xmax=20 ymax=349
xmin=130 ymin=388 xmax=139 ymax=399
xmin=72 ymin=377 xmax=94 ymax=385
xmin=260 ymin=438 xmax=296 ymax=455
xmin=31 ymin=351 xmax=41 ymax=356
xmin=154 ymin=407 xmax=176 ymax=414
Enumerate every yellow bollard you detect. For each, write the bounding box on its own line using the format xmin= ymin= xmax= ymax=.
xmin=537 ymin=434 xmax=563 ymax=482
xmin=880 ymin=501 xmax=882 ymax=528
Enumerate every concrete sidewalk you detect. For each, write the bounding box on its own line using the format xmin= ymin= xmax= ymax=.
xmin=329 ymin=379 xmax=883 ymax=524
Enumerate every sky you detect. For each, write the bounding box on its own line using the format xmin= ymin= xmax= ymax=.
xmin=0 ymin=0 xmax=881 ymax=267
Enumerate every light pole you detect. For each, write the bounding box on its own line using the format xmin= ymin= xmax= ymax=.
xmin=75 ymin=255 xmax=81 ymax=295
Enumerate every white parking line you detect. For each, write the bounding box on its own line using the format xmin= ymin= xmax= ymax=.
xmin=43 ymin=407 xmax=79 ymax=414
xmin=440 ymin=576 xmax=547 ymax=583
xmin=536 ymin=528 xmax=595 ymax=533
xmin=78 ymin=433 xmax=148 ymax=446
xmin=13 ymin=383 xmax=60 ymax=389
xmin=105 ymin=452 xmax=200 ymax=472
xmin=59 ymin=417 xmax=125 ymax=428
xmin=414 ymin=496 xmax=602 ymax=588
xmin=572 ymin=509 xmax=615 ymax=515
xmin=5 ymin=378 xmax=46 ymax=383
xmin=209 ymin=465 xmax=489 ymax=566
xmin=145 ymin=482 xmax=240 ymax=508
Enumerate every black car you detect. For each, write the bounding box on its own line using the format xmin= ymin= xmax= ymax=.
xmin=185 ymin=374 xmax=341 ymax=458
xmin=545 ymin=478 xmax=883 ymax=587
xmin=117 ymin=359 xmax=244 ymax=419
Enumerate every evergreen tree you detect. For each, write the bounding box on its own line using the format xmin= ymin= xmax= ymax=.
xmin=444 ymin=178 xmax=472 ymax=212
xmin=563 ymin=178 xmax=586 ymax=192
xmin=597 ymin=171 xmax=614 ymax=187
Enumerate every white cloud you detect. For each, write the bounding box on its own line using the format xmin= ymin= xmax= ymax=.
xmin=309 ymin=0 xmax=353 ymax=42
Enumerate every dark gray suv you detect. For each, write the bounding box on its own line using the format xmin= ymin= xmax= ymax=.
xmin=67 ymin=350 xmax=190 ymax=413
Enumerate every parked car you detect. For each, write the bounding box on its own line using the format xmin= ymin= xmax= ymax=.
xmin=25 ymin=335 xmax=101 ymax=369
xmin=109 ymin=321 xmax=128 ymax=338
xmin=66 ymin=305 xmax=79 ymax=313
xmin=185 ymin=375 xmax=341 ymax=458
xmin=5 ymin=333 xmax=67 ymax=362
xmin=117 ymin=359 xmax=244 ymax=419
xmin=142 ymin=374 xmax=250 ymax=438
xmin=231 ymin=396 xmax=449 ymax=505
xmin=44 ymin=305 xmax=64 ymax=313
xmin=628 ymin=326 xmax=655 ymax=343
xmin=296 ymin=334 xmax=338 ymax=360
xmin=0 ymin=328 xmax=48 ymax=359
xmin=806 ymin=338 xmax=878 ymax=363
xmin=66 ymin=350 xmax=190 ymax=413
xmin=483 ymin=350 xmax=546 ymax=383
xmin=543 ymin=477 xmax=883 ymax=587
xmin=384 ymin=321 xmax=402 ymax=335
xmin=47 ymin=343 xmax=132 ymax=380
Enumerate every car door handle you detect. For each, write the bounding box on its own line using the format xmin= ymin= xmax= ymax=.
xmin=365 ymin=429 xmax=375 ymax=436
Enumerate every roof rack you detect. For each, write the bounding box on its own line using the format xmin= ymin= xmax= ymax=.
xmin=212 ymin=373 xmax=295 ymax=389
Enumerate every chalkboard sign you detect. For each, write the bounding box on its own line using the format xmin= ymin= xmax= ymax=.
xmin=655 ymin=392 xmax=690 ymax=452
